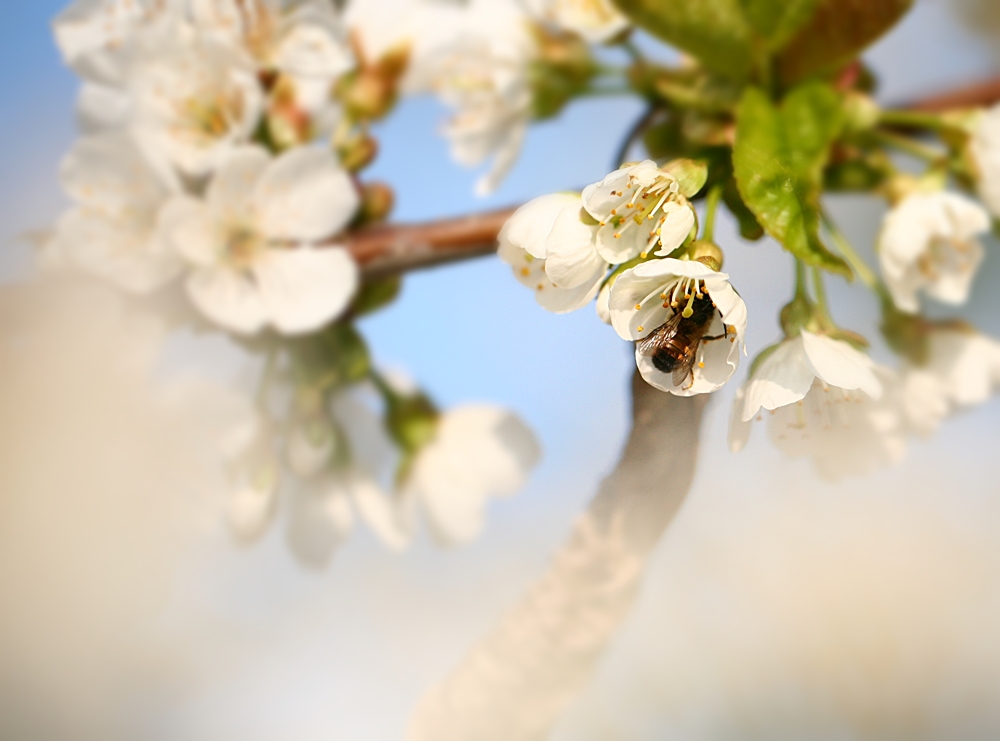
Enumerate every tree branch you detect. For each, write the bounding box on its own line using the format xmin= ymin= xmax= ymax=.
xmin=345 ymin=205 xmax=517 ymax=280
xmin=407 ymin=374 xmax=710 ymax=741
xmin=346 ymin=76 xmax=1000 ymax=278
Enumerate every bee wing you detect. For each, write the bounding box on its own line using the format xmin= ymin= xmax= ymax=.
xmin=635 ymin=311 xmax=683 ymax=357
xmin=672 ymin=340 xmax=700 ymax=389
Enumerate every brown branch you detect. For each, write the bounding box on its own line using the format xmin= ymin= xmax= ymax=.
xmin=901 ymin=76 xmax=1000 ymax=112
xmin=345 ymin=205 xmax=517 ymax=280
xmin=346 ymin=76 xmax=1000 ymax=278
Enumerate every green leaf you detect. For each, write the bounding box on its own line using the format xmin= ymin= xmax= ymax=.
xmin=739 ymin=0 xmax=820 ymax=51
xmin=777 ymin=0 xmax=913 ymax=84
xmin=733 ymin=83 xmax=850 ymax=277
xmin=612 ymin=0 xmax=755 ymax=81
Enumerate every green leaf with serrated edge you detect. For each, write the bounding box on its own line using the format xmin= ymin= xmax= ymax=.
xmin=612 ymin=0 xmax=755 ymax=81
xmin=777 ymin=0 xmax=913 ymax=84
xmin=740 ymin=0 xmax=820 ymax=51
xmin=733 ymin=84 xmax=850 ymax=277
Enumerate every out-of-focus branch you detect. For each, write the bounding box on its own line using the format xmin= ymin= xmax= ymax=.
xmin=346 ymin=76 xmax=1000 ymax=279
xmin=902 ymin=76 xmax=1000 ymax=112
xmin=344 ymin=206 xmax=517 ymax=280
xmin=407 ymin=374 xmax=710 ymax=741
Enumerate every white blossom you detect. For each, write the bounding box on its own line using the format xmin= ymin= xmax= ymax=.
xmin=78 ymin=26 xmax=264 ymax=179
xmin=52 ymin=0 xmax=180 ymax=83
xmin=191 ymin=0 xmax=354 ymax=131
xmin=730 ymin=366 xmax=906 ymax=481
xmin=402 ymin=405 xmax=541 ymax=545
xmin=498 ymin=193 xmax=607 ymax=313
xmin=901 ymin=327 xmax=1000 ymax=435
xmin=969 ymin=103 xmax=1000 ymax=218
xmin=582 ymin=160 xmax=696 ymax=265
xmin=524 ymin=0 xmax=629 ymax=43
xmin=878 ymin=191 xmax=990 ymax=313
xmin=222 ymin=409 xmax=281 ymax=542
xmin=160 ymin=145 xmax=360 ymax=335
xmin=608 ymin=258 xmax=747 ymax=396
xmin=736 ymin=330 xmax=883 ymax=423
xmin=49 ymin=131 xmax=182 ymax=293
xmin=407 ymin=0 xmax=536 ymax=195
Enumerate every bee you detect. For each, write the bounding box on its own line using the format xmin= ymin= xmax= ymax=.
xmin=636 ymin=294 xmax=725 ymax=389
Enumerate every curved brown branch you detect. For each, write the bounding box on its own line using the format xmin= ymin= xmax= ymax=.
xmin=346 ymin=76 xmax=1000 ymax=279
xmin=408 ymin=375 xmax=710 ymax=741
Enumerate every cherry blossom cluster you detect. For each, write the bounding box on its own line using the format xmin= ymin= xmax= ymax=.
xmin=44 ymin=0 xmax=628 ymax=564
xmin=501 ymin=124 xmax=1000 ymax=480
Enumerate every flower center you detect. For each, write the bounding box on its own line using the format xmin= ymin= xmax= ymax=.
xmin=223 ymin=225 xmax=264 ymax=270
xmin=606 ymin=169 xmax=681 ymax=251
xmin=179 ymin=89 xmax=245 ymax=145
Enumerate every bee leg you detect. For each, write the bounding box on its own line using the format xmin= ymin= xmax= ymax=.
xmin=701 ymin=333 xmax=727 ymax=342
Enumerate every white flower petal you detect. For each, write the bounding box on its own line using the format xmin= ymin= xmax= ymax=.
xmin=499 ymin=193 xmax=576 ymax=260
xmin=741 ymin=337 xmax=816 ymax=421
xmin=208 ymin=146 xmax=271 ymax=217
xmin=160 ymin=196 xmax=222 ymax=267
xmin=254 ymin=147 xmax=359 ymax=242
xmin=801 ymin=330 xmax=882 ymax=399
xmin=285 ymin=479 xmax=354 ymax=570
xmin=543 ymin=204 xmax=605 ymax=289
xmin=251 ymin=246 xmax=359 ymax=334
xmin=186 ymin=266 xmax=269 ymax=335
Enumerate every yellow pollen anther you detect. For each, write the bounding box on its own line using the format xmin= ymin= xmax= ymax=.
xmin=537 ymin=283 xmax=545 ymax=290
xmin=520 ymin=267 xmax=530 ymax=276
xmin=610 ymin=209 xmax=617 ymax=215
xmin=659 ymin=293 xmax=667 ymax=300
xmin=640 ymin=252 xmax=648 ymax=259
xmin=634 ymin=303 xmax=642 ymax=310
xmin=698 ymin=361 xmax=705 ymax=369
xmin=637 ymin=325 xmax=644 ymax=332
xmin=614 ymin=233 xmax=621 ymax=239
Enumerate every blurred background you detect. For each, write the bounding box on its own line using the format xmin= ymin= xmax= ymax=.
xmin=2 ymin=1 xmax=1000 ymax=738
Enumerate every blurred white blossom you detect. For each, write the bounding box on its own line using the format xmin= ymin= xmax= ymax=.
xmin=49 ymin=131 xmax=182 ymax=293
xmin=160 ymin=145 xmax=359 ymax=334
xmin=402 ymin=405 xmax=541 ymax=545
xmin=609 ymin=258 xmax=747 ymax=396
xmin=735 ymin=331 xmax=883 ymax=422
xmin=969 ymin=103 xmax=1000 ymax=217
xmin=878 ymin=191 xmax=990 ymax=313
xmin=88 ymin=29 xmax=264 ymax=178
xmin=525 ymin=0 xmax=629 ymax=43
xmin=497 ymin=193 xmax=606 ymax=313
xmin=408 ymin=0 xmax=536 ymax=195
xmin=731 ymin=366 xmax=906 ymax=481
xmin=901 ymin=326 xmax=1000 ymax=435
xmin=192 ymin=0 xmax=354 ymax=135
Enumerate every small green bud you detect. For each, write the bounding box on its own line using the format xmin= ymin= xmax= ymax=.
xmin=843 ymin=92 xmax=880 ymax=134
xmin=337 ymin=132 xmax=379 ymax=172
xmin=661 ymin=158 xmax=708 ymax=198
xmin=688 ymin=240 xmax=723 ymax=272
xmin=358 ymin=181 xmax=395 ymax=224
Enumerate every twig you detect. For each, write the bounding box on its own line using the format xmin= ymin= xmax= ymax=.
xmin=344 ymin=76 xmax=1000 ymax=278
xmin=343 ymin=205 xmax=517 ymax=279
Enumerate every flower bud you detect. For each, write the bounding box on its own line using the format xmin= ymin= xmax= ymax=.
xmin=337 ymin=132 xmax=379 ymax=172
xmin=359 ymin=181 xmax=395 ymax=224
xmin=688 ymin=240 xmax=723 ymax=272
xmin=337 ymin=69 xmax=397 ymax=121
xmin=843 ymin=91 xmax=880 ymax=134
